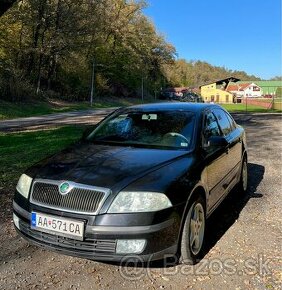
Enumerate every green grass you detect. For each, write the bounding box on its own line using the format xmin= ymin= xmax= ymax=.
xmin=0 ymin=126 xmax=84 ymax=191
xmin=91 ymin=97 xmax=148 ymax=108
xmin=221 ymin=103 xmax=282 ymax=113
xmin=0 ymin=97 xmax=153 ymax=120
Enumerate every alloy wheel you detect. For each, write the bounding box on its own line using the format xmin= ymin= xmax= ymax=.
xmin=189 ymin=203 xmax=205 ymax=255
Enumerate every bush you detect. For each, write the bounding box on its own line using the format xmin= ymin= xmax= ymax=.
xmin=0 ymin=61 xmax=38 ymax=101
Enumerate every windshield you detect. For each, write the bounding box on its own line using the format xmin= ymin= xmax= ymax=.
xmin=87 ymin=110 xmax=195 ymax=150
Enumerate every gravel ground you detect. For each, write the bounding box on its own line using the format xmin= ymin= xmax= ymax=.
xmin=0 ymin=113 xmax=281 ymax=290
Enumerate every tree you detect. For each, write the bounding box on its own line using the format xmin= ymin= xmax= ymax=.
xmin=0 ymin=0 xmax=260 ymax=101
xmin=0 ymin=0 xmax=176 ymax=100
xmin=270 ymin=76 xmax=282 ymax=81
xmin=162 ymin=59 xmax=260 ymax=88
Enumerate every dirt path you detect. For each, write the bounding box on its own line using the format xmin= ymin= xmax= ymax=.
xmin=0 ymin=114 xmax=281 ymax=290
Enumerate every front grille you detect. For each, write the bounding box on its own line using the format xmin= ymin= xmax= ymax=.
xmin=20 ymin=220 xmax=116 ymax=253
xmin=30 ymin=179 xmax=110 ymax=214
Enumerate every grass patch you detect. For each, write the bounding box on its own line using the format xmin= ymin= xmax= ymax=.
xmin=1 ymin=98 xmax=281 ymax=120
xmin=0 ymin=97 xmax=154 ymax=120
xmin=91 ymin=97 xmax=149 ymax=108
xmin=221 ymin=103 xmax=281 ymax=113
xmin=0 ymin=126 xmax=84 ymax=191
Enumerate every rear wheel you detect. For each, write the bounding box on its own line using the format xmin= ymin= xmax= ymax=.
xmin=180 ymin=196 xmax=206 ymax=264
xmin=238 ymin=156 xmax=248 ymax=193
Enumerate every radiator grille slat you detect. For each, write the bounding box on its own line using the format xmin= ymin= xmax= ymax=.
xmin=30 ymin=180 xmax=109 ymax=214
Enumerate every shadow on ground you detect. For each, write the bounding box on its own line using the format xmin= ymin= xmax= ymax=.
xmin=203 ymin=162 xmax=264 ymax=255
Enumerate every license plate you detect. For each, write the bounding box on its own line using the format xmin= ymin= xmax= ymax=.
xmin=31 ymin=212 xmax=84 ymax=240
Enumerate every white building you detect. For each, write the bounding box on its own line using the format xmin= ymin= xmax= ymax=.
xmin=227 ymin=82 xmax=262 ymax=98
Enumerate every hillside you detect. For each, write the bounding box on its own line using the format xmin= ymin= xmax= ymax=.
xmin=0 ymin=0 xmax=263 ymax=101
xmin=163 ymin=59 xmax=260 ymax=88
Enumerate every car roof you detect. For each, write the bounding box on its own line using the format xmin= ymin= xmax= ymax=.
xmin=127 ymin=102 xmax=222 ymax=113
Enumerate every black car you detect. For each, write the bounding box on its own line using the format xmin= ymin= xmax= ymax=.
xmin=179 ymin=92 xmax=204 ymax=103
xmin=13 ymin=103 xmax=248 ymax=264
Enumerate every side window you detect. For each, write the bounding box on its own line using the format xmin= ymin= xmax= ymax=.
xmin=226 ymin=113 xmax=236 ymax=131
xmin=213 ymin=109 xmax=232 ymax=136
xmin=203 ymin=111 xmax=221 ymax=138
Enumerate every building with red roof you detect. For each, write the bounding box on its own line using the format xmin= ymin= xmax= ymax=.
xmin=227 ymin=82 xmax=262 ymax=99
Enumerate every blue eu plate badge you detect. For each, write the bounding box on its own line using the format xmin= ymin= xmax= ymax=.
xmin=31 ymin=212 xmax=36 ymax=227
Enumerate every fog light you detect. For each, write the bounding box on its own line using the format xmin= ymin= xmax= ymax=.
xmin=116 ymin=239 xmax=146 ymax=254
xmin=13 ymin=213 xmax=20 ymax=229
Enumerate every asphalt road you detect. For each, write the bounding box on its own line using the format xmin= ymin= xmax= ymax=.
xmin=0 ymin=109 xmax=116 ymax=132
xmin=0 ymin=113 xmax=281 ymax=290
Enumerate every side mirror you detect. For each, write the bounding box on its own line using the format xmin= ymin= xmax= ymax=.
xmin=204 ymin=135 xmax=228 ymax=149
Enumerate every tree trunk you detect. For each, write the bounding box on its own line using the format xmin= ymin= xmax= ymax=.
xmin=26 ymin=0 xmax=47 ymax=77
xmin=47 ymin=0 xmax=61 ymax=90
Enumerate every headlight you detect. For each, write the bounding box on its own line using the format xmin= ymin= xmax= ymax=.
xmin=108 ymin=191 xmax=172 ymax=213
xmin=16 ymin=174 xmax=32 ymax=199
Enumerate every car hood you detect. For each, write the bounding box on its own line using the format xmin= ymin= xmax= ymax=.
xmin=28 ymin=142 xmax=189 ymax=191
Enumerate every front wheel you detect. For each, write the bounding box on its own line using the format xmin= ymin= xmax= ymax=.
xmin=180 ymin=196 xmax=206 ymax=264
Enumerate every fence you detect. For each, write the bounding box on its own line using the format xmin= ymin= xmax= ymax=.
xmin=273 ymin=99 xmax=282 ymax=110
xmin=241 ymin=98 xmax=282 ymax=110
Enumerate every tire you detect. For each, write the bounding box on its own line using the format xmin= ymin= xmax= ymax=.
xmin=238 ymin=156 xmax=248 ymax=193
xmin=180 ymin=196 xmax=206 ymax=265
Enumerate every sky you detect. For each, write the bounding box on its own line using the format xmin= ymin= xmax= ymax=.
xmin=144 ymin=0 xmax=282 ymax=80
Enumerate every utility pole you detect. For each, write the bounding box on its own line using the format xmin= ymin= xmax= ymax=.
xmin=90 ymin=59 xmax=95 ymax=107
xmin=141 ymin=75 xmax=144 ymax=102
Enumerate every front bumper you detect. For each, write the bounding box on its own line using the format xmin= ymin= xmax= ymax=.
xmin=13 ymin=200 xmax=182 ymax=262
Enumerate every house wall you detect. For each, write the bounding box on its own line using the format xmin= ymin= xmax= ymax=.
xmin=237 ymin=81 xmax=282 ymax=95
xmin=229 ymin=90 xmax=244 ymax=98
xmin=242 ymin=84 xmax=262 ymax=98
xmin=227 ymin=83 xmax=262 ymax=98
xmin=201 ymin=84 xmax=234 ymax=103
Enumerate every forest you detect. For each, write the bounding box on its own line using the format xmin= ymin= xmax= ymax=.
xmin=0 ymin=0 xmax=262 ymax=102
